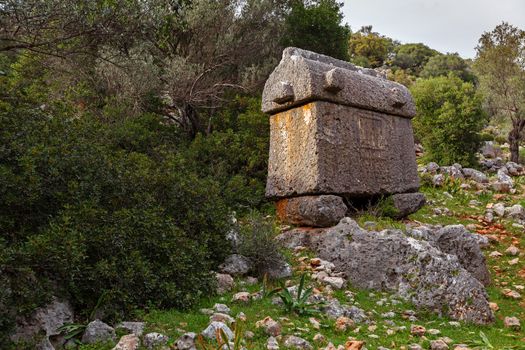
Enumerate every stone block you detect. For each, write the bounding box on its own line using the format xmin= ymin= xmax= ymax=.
xmin=276 ymin=195 xmax=347 ymax=227
xmin=266 ymin=101 xmax=420 ymax=199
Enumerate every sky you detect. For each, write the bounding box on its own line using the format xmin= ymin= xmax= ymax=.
xmin=341 ymin=0 xmax=525 ymax=59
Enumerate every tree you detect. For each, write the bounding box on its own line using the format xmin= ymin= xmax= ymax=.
xmin=1 ymin=0 xmax=289 ymax=138
xmin=411 ymin=75 xmax=487 ymax=167
xmin=421 ymin=53 xmax=476 ymax=82
xmin=347 ymin=26 xmax=395 ymax=68
xmin=474 ymin=22 xmax=525 ymax=163
xmin=392 ymin=43 xmax=440 ymax=75
xmin=282 ymin=0 xmax=350 ymax=60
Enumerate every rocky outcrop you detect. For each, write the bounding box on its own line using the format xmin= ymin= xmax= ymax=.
xmin=277 ymin=218 xmax=493 ymax=324
xmin=11 ymin=298 xmax=74 ymax=346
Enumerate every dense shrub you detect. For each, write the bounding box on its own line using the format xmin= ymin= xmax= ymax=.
xmin=184 ymin=96 xmax=270 ymax=213
xmin=0 ymin=106 xmax=231 ymax=344
xmin=236 ymin=212 xmax=283 ymax=278
xmin=411 ymin=74 xmax=487 ymax=167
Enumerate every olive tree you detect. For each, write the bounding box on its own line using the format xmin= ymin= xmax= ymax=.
xmin=474 ymin=22 xmax=525 ymax=163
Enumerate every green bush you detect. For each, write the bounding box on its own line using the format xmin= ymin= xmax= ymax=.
xmin=236 ymin=213 xmax=283 ymax=278
xmin=0 ymin=107 xmax=231 ymax=344
xmin=184 ymin=96 xmax=270 ymax=213
xmin=411 ymin=74 xmax=487 ymax=167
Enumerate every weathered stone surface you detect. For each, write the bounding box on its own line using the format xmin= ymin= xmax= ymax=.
xmin=11 ymin=298 xmax=74 ymax=343
xmin=462 ymin=168 xmax=488 ymax=183
xmin=266 ymin=101 xmax=419 ymax=199
xmin=112 ymin=334 xmax=140 ymax=350
xmin=175 ymin=332 xmax=197 ymax=350
xmin=143 ymin=332 xmax=168 ymax=349
xmin=283 ymin=335 xmax=313 ymax=350
xmin=115 ymin=322 xmax=145 ymax=337
xmin=81 ymin=320 xmax=116 ymax=344
xmin=216 ymin=273 xmax=234 ymax=294
xmin=219 ymin=254 xmax=252 ymax=276
xmin=432 ymin=225 xmax=491 ymax=286
xmin=262 ymin=47 xmax=415 ymax=117
xmin=276 ymin=195 xmax=347 ymax=227
xmin=265 ymin=260 xmax=293 ymax=279
xmin=202 ymin=322 xmax=234 ymax=341
xmin=391 ymin=192 xmax=426 ymax=218
xmin=277 ymin=218 xmax=493 ymax=324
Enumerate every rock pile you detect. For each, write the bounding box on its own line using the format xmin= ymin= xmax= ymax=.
xmin=420 ymin=161 xmax=523 ymax=193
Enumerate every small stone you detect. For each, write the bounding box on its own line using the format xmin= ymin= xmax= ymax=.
xmin=267 ymin=336 xmax=280 ymax=350
xmin=82 ymin=320 xmax=116 ymax=344
xmin=344 ymin=340 xmax=365 ymax=350
xmin=489 ymin=302 xmax=499 ymax=311
xmin=256 ymin=317 xmax=281 ymax=337
xmin=502 ymin=289 xmax=521 ymax=299
xmin=115 ymin=322 xmax=145 ymax=337
xmin=493 ymin=203 xmax=506 ymax=217
xmin=237 ymin=312 xmax=247 ymax=322
xmin=489 ymin=251 xmax=503 ymax=258
xmin=381 ymin=311 xmax=395 ymax=319
xmin=309 ymin=317 xmax=321 ymax=330
xmin=283 ymin=335 xmax=312 ymax=350
xmin=143 ymin=332 xmax=169 ymax=350
xmin=216 ymin=273 xmax=234 ymax=294
xmin=200 ymin=308 xmax=214 ymax=315
xmin=335 ymin=316 xmax=354 ymax=332
xmin=112 ymin=334 xmax=140 ymax=350
xmin=408 ymin=345 xmax=423 ymax=350
xmin=214 ymin=303 xmax=231 ymax=314
xmin=322 ymin=276 xmax=346 ymax=289
xmin=219 ymin=254 xmax=252 ymax=276
xmin=410 ymin=324 xmax=426 ymax=337
xmin=448 ymin=321 xmax=460 ymax=327
xmin=245 ymin=276 xmax=258 ymax=285
xmin=232 ymin=292 xmax=251 ymax=303
xmin=210 ymin=313 xmax=235 ymax=325
xmin=505 ymin=246 xmax=520 ymax=256
xmin=509 ymin=258 xmax=519 ymax=265
xmin=313 ymin=333 xmax=326 ymax=344
xmin=453 ymin=346 xmax=471 ymax=350
xmin=504 ymin=316 xmax=521 ymax=330
xmin=390 ymin=192 xmax=426 ymax=218
xmin=175 ymin=332 xmax=197 ymax=350
xmin=245 ymin=331 xmax=255 ymax=339
xmin=201 ymin=322 xmax=234 ymax=341
xmin=430 ymin=339 xmax=449 ymax=350
xmin=428 ymin=329 xmax=441 ymax=335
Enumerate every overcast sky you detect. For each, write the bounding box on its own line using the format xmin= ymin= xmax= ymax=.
xmin=341 ymin=0 xmax=525 ymax=58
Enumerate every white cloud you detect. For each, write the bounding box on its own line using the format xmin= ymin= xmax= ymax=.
xmin=342 ymin=0 xmax=525 ymax=58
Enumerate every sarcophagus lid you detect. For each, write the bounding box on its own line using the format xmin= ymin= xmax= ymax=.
xmin=262 ymin=47 xmax=416 ymax=118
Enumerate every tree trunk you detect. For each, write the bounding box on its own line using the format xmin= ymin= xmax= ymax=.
xmin=509 ymin=119 xmax=525 ymax=163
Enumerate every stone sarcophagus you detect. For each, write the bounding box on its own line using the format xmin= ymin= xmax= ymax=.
xmin=262 ymin=48 xmax=424 ymax=227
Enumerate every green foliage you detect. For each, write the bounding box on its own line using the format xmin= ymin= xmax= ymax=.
xmin=184 ymin=97 xmax=270 ymax=212
xmin=421 ymin=53 xmax=476 ymax=82
xmin=236 ymin=212 xmax=283 ymax=278
xmin=474 ymin=22 xmax=525 ymax=163
xmin=269 ymin=274 xmax=321 ymax=315
xmin=392 ymin=43 xmax=440 ymax=75
xmin=411 ymin=74 xmax=487 ymax=167
xmin=282 ymin=0 xmax=350 ymax=60
xmin=0 ymin=98 xmax=231 ymax=345
xmin=348 ymin=26 xmax=395 ymax=68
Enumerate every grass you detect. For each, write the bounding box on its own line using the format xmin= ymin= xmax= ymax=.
xmin=79 ymin=178 xmax=525 ymax=350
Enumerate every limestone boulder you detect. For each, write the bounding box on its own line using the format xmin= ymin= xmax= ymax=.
xmin=276 ymin=195 xmax=347 ymax=227
xmin=390 ymin=192 xmax=426 ymax=218
xmin=277 ymin=218 xmax=493 ymax=324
